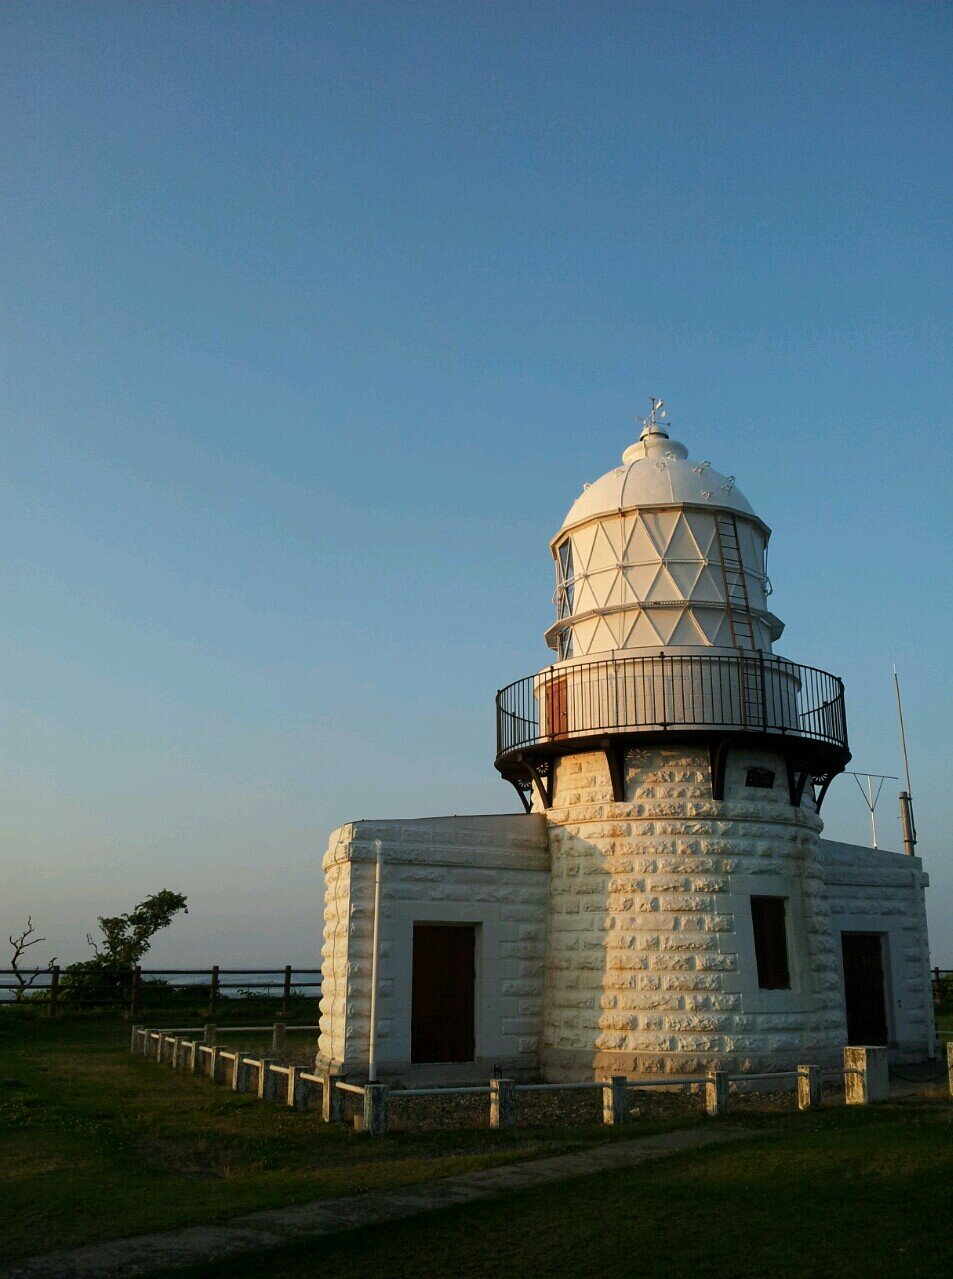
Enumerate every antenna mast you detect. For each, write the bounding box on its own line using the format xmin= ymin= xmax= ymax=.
xmin=893 ymin=667 xmax=917 ymax=857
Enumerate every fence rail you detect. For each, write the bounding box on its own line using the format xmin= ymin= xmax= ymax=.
xmin=0 ymin=965 xmax=322 ymax=1021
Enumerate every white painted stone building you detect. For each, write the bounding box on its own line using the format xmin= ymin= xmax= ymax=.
xmin=317 ymin=408 xmax=936 ymax=1082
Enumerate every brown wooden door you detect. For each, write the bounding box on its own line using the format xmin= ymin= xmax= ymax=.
xmin=411 ymin=925 xmax=476 ymax=1063
xmin=841 ymin=932 xmax=889 ymax=1045
xmin=545 ymin=673 xmax=569 ymax=737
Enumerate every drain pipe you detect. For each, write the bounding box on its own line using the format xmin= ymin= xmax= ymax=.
xmin=367 ymin=838 xmax=383 ymax=1083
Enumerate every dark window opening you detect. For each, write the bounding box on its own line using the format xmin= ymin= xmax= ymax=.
xmin=750 ymin=896 xmax=790 ymax=989
xmin=556 ymin=539 xmax=574 ymax=618
xmin=746 ymin=767 xmax=775 ymax=789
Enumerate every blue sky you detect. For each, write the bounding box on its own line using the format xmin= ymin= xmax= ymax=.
xmin=2 ymin=1 xmax=951 ymax=966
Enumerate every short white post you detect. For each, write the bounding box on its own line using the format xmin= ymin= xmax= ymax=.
xmin=171 ymin=1037 xmax=183 ymax=1069
xmin=797 ymin=1064 xmax=822 ymax=1111
xmin=287 ymin=1066 xmax=308 ymax=1111
xmin=208 ymin=1046 xmax=221 ymax=1082
xmin=490 ymin=1078 xmax=516 ymax=1128
xmin=844 ymin=1046 xmax=889 ymax=1104
xmin=130 ymin=1024 xmax=143 ymax=1053
xmin=362 ymin=1083 xmax=390 ymax=1136
xmin=706 ymin=1069 xmax=729 ymax=1117
xmin=322 ymin=1068 xmax=345 ymax=1124
xmin=259 ymin=1059 xmax=277 ymax=1102
xmin=603 ymin=1076 xmax=629 ymax=1125
xmin=367 ymin=839 xmax=383 ymax=1084
xmin=189 ymin=1041 xmax=200 ymax=1074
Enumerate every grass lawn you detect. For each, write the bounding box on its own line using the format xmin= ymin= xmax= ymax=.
xmin=163 ymin=1104 xmax=953 ymax=1279
xmin=0 ymin=1014 xmax=654 ymax=1263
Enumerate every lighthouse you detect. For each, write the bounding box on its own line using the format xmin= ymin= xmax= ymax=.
xmin=317 ymin=403 xmax=935 ymax=1085
xmin=495 ymin=402 xmax=855 ymax=1077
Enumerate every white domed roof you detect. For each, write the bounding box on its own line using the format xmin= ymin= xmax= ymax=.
xmin=556 ymin=424 xmax=765 ymax=542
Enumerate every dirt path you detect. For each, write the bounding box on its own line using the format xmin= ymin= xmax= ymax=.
xmin=3 ymin=1125 xmax=757 ymax=1279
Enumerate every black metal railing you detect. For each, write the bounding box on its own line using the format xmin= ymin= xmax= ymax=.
xmin=496 ymin=652 xmax=848 ymax=761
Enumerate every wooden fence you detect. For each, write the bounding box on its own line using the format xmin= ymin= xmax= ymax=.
xmin=0 ymin=966 xmax=322 ymax=1022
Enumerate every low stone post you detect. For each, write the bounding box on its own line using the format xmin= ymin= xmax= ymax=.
xmin=230 ymin=1054 xmax=249 ymax=1092
xmin=602 ymin=1076 xmax=629 ymax=1126
xmin=130 ymin=1024 xmax=143 ymax=1053
xmin=189 ymin=1041 xmax=200 ymax=1074
xmin=171 ymin=1037 xmax=183 ymax=1069
xmin=362 ymin=1083 xmax=390 ymax=1136
xmin=208 ymin=1046 xmax=221 ymax=1083
xmin=844 ymin=1046 xmax=889 ymax=1105
xmin=272 ymin=1023 xmax=286 ymax=1054
xmin=490 ymin=1078 xmax=516 ymax=1129
xmin=946 ymin=1042 xmax=953 ymax=1099
xmin=706 ymin=1070 xmax=729 ymax=1117
xmin=797 ymin=1064 xmax=822 ymax=1111
xmin=322 ymin=1067 xmax=346 ymax=1124
xmin=163 ymin=1036 xmax=177 ymax=1065
xmin=287 ymin=1066 xmax=309 ymax=1111
xmin=259 ymin=1059 xmax=277 ymax=1102
xmin=203 ymin=1024 xmax=217 ymax=1047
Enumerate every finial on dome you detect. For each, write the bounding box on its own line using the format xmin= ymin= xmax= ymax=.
xmin=639 ymin=396 xmax=670 ymax=440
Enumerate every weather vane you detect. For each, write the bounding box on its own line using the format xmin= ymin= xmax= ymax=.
xmin=639 ymin=396 xmax=668 ymax=434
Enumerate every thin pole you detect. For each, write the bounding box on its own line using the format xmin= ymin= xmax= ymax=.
xmin=893 ymin=667 xmax=913 ymax=795
xmin=893 ymin=667 xmax=917 ymax=856
xmin=867 ymin=775 xmax=878 ymax=849
xmin=367 ymin=839 xmax=383 ymax=1084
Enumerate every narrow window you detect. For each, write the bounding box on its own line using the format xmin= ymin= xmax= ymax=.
xmin=750 ymin=896 xmax=790 ymax=990
xmin=557 ymin=539 xmax=574 ymax=617
xmin=745 ymin=767 xmax=775 ymax=789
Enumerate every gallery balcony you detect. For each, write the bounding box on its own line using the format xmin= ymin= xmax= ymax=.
xmin=494 ymin=651 xmax=850 ymax=811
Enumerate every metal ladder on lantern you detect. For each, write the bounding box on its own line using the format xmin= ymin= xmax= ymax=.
xmin=714 ymin=512 xmax=764 ymax=728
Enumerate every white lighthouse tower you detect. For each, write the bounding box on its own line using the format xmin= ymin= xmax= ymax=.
xmin=495 ymin=401 xmax=854 ymax=1078
xmin=317 ymin=399 xmax=935 ymax=1087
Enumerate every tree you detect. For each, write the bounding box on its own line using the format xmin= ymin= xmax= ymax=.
xmin=86 ymin=890 xmax=189 ymax=967
xmin=8 ymin=917 xmax=56 ymax=1002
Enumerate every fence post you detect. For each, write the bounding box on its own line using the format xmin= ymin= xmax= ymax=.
xmin=272 ymin=1023 xmax=286 ymax=1054
xmin=947 ymin=1042 xmax=953 ymax=1099
xmin=170 ymin=1036 xmax=182 ymax=1068
xmin=287 ymin=1067 xmax=308 ymax=1111
xmin=706 ymin=1070 xmax=729 ymax=1117
xmin=209 ymin=966 xmax=219 ymax=1018
xmin=203 ymin=1023 xmax=217 ymax=1047
xmin=230 ymin=1053 xmax=247 ymax=1092
xmin=259 ymin=1059 xmax=277 ymax=1102
xmin=130 ymin=1024 xmax=143 ymax=1053
xmin=322 ymin=1067 xmax=346 ymax=1124
xmin=797 ymin=1064 xmax=821 ymax=1111
xmin=362 ymin=1083 xmax=390 ymax=1136
xmin=490 ymin=1078 xmax=516 ymax=1128
xmin=602 ymin=1076 xmax=629 ymax=1125
xmin=844 ymin=1046 xmax=888 ymax=1105
xmin=48 ymin=965 xmax=60 ymax=1017
xmin=130 ymin=966 xmax=141 ymax=1019
xmin=282 ymin=966 xmax=292 ymax=1020
xmin=189 ymin=1041 xmax=200 ymax=1074
xmin=208 ymin=1047 xmax=221 ymax=1083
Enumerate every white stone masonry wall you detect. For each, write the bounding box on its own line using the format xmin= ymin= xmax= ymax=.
xmin=819 ymin=839 xmax=936 ymax=1057
xmin=317 ymin=814 xmax=550 ymax=1081
xmin=539 ymin=746 xmax=848 ymax=1079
